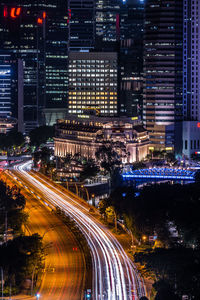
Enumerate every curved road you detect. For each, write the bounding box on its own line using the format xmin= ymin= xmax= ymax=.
xmin=2 ymin=170 xmax=86 ymax=300
xmin=13 ymin=161 xmax=146 ymax=300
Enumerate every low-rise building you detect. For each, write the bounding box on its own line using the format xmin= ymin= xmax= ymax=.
xmin=182 ymin=121 xmax=200 ymax=158
xmin=0 ymin=117 xmax=17 ymax=134
xmin=54 ymin=115 xmax=149 ymax=163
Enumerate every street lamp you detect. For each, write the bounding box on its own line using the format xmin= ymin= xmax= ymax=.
xmin=142 ymin=235 xmax=147 ymax=242
xmin=91 ymin=194 xmax=95 ymax=206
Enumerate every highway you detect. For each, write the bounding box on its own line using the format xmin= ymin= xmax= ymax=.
xmin=2 ymin=170 xmax=86 ymax=300
xmin=12 ymin=161 xmax=146 ymax=300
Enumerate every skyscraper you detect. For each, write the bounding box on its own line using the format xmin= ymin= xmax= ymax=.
xmin=0 ymin=1 xmax=68 ymax=132
xmin=43 ymin=2 xmax=68 ymax=125
xmin=143 ymin=0 xmax=183 ymax=151
xmin=68 ymin=52 xmax=118 ymax=116
xmin=120 ymin=0 xmax=144 ymax=117
xmin=0 ymin=3 xmax=46 ymax=133
xmin=68 ymin=0 xmax=95 ymax=51
xmin=183 ymin=0 xmax=200 ymax=121
xmin=181 ymin=0 xmax=200 ymax=158
xmin=95 ymin=0 xmax=120 ymax=43
xmin=0 ymin=53 xmax=24 ymax=132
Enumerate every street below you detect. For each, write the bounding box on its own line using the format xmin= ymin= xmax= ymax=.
xmin=9 ymin=161 xmax=146 ymax=300
xmin=1 ymin=170 xmax=86 ymax=300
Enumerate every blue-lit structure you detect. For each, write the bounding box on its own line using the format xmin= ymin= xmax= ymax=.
xmin=122 ymin=168 xmax=196 ymax=181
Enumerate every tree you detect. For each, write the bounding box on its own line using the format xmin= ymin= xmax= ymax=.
xmin=0 ymin=130 xmax=25 ymax=152
xmin=105 ymin=206 xmax=117 ymax=230
xmin=33 ymin=146 xmax=53 ymax=173
xmin=154 ymin=281 xmax=181 ymax=300
xmin=80 ymin=159 xmax=99 ymax=181
xmin=0 ymin=181 xmax=27 ymax=235
xmin=98 ymin=199 xmax=109 ymax=221
xmin=29 ymin=125 xmax=54 ymax=147
xmin=134 ymin=248 xmax=200 ymax=300
xmin=95 ymin=144 xmax=120 ymax=175
xmin=0 ymin=234 xmax=44 ymax=293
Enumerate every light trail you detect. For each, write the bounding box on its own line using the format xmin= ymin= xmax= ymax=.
xmin=14 ymin=161 xmax=146 ymax=300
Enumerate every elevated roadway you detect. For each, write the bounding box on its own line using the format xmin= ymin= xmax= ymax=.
xmin=1 ymin=170 xmax=86 ymax=300
xmin=12 ymin=161 xmax=146 ymax=300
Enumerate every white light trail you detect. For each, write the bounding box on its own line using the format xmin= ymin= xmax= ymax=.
xmin=14 ymin=161 xmax=146 ymax=300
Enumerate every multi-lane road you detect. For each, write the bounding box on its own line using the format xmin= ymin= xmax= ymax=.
xmin=11 ymin=161 xmax=146 ymax=300
xmin=2 ymin=169 xmax=86 ymax=300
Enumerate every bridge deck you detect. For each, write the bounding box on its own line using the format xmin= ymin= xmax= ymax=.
xmin=122 ymin=168 xmax=196 ymax=181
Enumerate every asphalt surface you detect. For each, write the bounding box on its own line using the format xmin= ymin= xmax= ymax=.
xmin=11 ymin=161 xmax=146 ymax=300
xmin=1 ymin=170 xmax=86 ymax=300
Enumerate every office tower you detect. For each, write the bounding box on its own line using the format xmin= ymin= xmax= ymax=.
xmin=96 ymin=0 xmax=120 ymax=43
xmin=0 ymin=1 xmax=68 ymax=132
xmin=183 ymin=0 xmax=200 ymax=121
xmin=120 ymin=0 xmax=144 ymax=117
xmin=44 ymin=2 xmax=68 ymax=125
xmin=68 ymin=0 xmax=95 ymax=51
xmin=181 ymin=0 xmax=200 ymax=158
xmin=68 ymin=52 xmax=118 ymax=116
xmin=0 ymin=53 xmax=24 ymax=132
xmin=0 ymin=3 xmax=46 ymax=133
xmin=143 ymin=0 xmax=183 ymax=151
xmin=95 ymin=0 xmax=144 ymax=119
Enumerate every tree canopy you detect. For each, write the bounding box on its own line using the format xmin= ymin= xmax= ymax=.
xmin=0 ymin=130 xmax=25 ymax=151
xmin=29 ymin=125 xmax=54 ymax=147
xmin=95 ymin=144 xmax=121 ymax=175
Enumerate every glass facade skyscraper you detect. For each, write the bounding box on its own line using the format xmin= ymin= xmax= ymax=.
xmin=0 ymin=53 xmax=24 ymax=132
xmin=96 ymin=0 xmax=120 ymax=43
xmin=68 ymin=0 xmax=95 ymax=51
xmin=183 ymin=0 xmax=200 ymax=121
xmin=143 ymin=0 xmax=183 ymax=150
xmin=120 ymin=0 xmax=144 ymax=117
xmin=0 ymin=1 xmax=68 ymax=132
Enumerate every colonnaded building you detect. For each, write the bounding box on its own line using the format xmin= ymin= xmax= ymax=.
xmin=54 ymin=115 xmax=149 ymax=163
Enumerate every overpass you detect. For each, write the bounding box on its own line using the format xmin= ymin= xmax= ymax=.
xmin=122 ymin=167 xmax=196 ymax=181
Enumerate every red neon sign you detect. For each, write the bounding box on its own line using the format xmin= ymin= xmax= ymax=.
xmin=67 ymin=9 xmax=71 ymax=24
xmin=3 ymin=6 xmax=8 ymax=18
xmin=37 ymin=18 xmax=43 ymax=25
xmin=43 ymin=11 xmax=46 ymax=19
xmin=10 ymin=7 xmax=21 ymax=19
xmin=197 ymin=122 xmax=200 ymax=128
xmin=3 ymin=6 xmax=21 ymax=19
xmin=16 ymin=7 xmax=21 ymax=16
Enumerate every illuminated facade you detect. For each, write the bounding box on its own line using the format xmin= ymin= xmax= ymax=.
xmin=183 ymin=0 xmax=200 ymax=121
xmin=0 ymin=117 xmax=17 ymax=134
xmin=143 ymin=0 xmax=183 ymax=150
xmin=68 ymin=52 xmax=118 ymax=116
xmin=0 ymin=1 xmax=68 ymax=131
xmin=180 ymin=1 xmax=200 ymax=158
xmin=54 ymin=116 xmax=149 ymax=163
xmin=182 ymin=121 xmax=200 ymax=158
xmin=0 ymin=3 xmax=46 ymax=132
xmin=95 ymin=0 xmax=120 ymax=42
xmin=95 ymin=0 xmax=144 ymax=119
xmin=0 ymin=53 xmax=24 ymax=132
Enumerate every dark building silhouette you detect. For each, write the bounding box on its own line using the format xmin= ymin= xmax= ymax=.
xmin=120 ymin=0 xmax=144 ymax=117
xmin=68 ymin=0 xmax=95 ymax=51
